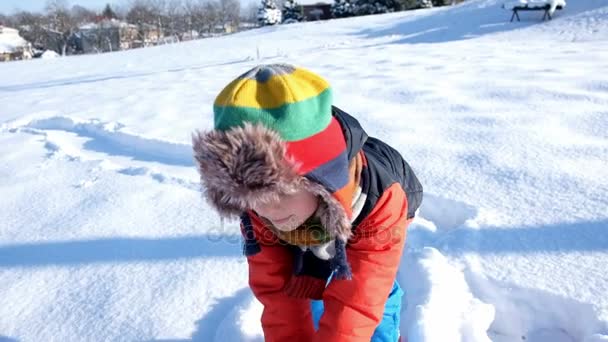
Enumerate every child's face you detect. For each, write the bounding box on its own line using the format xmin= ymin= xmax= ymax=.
xmin=253 ymin=189 xmax=319 ymax=232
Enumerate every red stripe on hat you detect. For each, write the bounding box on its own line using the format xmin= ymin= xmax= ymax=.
xmin=285 ymin=118 xmax=346 ymax=175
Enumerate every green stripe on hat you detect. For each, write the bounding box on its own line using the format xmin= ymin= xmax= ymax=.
xmin=214 ymin=88 xmax=333 ymax=142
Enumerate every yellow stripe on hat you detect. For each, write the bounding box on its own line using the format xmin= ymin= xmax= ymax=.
xmin=214 ymin=68 xmax=330 ymax=109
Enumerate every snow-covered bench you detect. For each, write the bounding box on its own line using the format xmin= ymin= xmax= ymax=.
xmin=503 ymin=0 xmax=565 ymax=22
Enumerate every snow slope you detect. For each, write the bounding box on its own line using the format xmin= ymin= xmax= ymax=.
xmin=1 ymin=0 xmax=607 ymax=341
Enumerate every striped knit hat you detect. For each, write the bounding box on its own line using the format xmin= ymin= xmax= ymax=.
xmin=193 ymin=64 xmax=354 ymax=278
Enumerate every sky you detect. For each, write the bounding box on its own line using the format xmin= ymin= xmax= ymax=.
xmin=0 ymin=0 xmax=270 ymax=14
xmin=0 ymin=0 xmax=120 ymax=14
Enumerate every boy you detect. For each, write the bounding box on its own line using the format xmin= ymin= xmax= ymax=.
xmin=193 ymin=64 xmax=423 ymax=341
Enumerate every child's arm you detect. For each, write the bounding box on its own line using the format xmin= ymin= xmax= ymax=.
xmin=313 ymin=182 xmax=410 ymax=342
xmin=242 ymin=213 xmax=316 ymax=342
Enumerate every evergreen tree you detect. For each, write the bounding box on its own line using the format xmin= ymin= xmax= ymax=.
xmin=397 ymin=0 xmax=433 ymax=9
xmin=102 ymin=4 xmax=117 ymax=20
xmin=331 ymin=0 xmax=355 ymax=18
xmin=257 ymin=0 xmax=282 ymax=26
xmin=353 ymin=0 xmax=400 ymax=15
xmin=282 ymin=0 xmax=303 ymax=23
xmin=396 ymin=0 xmax=416 ymax=10
xmin=417 ymin=0 xmax=433 ymax=8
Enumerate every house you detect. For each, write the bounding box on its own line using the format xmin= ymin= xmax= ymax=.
xmin=0 ymin=25 xmax=33 ymax=62
xmin=74 ymin=19 xmax=139 ymax=53
xmin=212 ymin=23 xmax=237 ymax=35
xmin=238 ymin=22 xmax=259 ymax=32
xmin=180 ymin=30 xmax=200 ymax=41
xmin=301 ymin=3 xmax=332 ymax=21
xmin=73 ymin=19 xmax=163 ymax=54
xmin=134 ymin=22 xmax=162 ymax=47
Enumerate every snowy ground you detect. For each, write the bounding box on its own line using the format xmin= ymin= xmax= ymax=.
xmin=1 ymin=0 xmax=608 ymax=341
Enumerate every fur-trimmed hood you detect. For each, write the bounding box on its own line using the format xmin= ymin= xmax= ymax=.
xmin=192 ymin=119 xmax=359 ymax=242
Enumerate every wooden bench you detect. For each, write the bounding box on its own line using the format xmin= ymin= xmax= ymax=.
xmin=509 ymin=3 xmax=564 ymax=22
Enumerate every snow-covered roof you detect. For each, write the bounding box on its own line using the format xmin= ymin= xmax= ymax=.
xmin=79 ymin=23 xmax=98 ymax=30
xmin=0 ymin=26 xmax=29 ymax=53
xmin=79 ymin=19 xmax=138 ymax=31
xmin=0 ymin=26 xmax=19 ymax=35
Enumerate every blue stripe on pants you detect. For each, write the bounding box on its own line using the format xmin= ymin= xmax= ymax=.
xmin=311 ymin=280 xmax=404 ymax=341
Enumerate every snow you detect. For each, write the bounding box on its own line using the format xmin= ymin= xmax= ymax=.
xmin=295 ymin=0 xmax=332 ymax=5
xmin=1 ymin=0 xmax=608 ymax=341
xmin=79 ymin=19 xmax=138 ymax=30
xmin=0 ymin=26 xmax=28 ymax=53
xmin=40 ymin=50 xmax=59 ymax=59
xmin=503 ymin=0 xmax=566 ymax=12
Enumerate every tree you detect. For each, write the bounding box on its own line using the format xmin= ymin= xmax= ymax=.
xmin=331 ymin=0 xmax=355 ymax=18
xmin=45 ymin=0 xmax=76 ymax=55
xmin=396 ymin=0 xmax=432 ymax=9
xmin=126 ymin=0 xmax=158 ymax=42
xmin=257 ymin=0 xmax=281 ymax=26
xmin=241 ymin=2 xmax=259 ymax=24
xmin=396 ymin=0 xmax=414 ymax=10
xmin=201 ymin=1 xmax=220 ymax=34
xmin=353 ymin=0 xmax=400 ymax=15
xmin=431 ymin=0 xmax=448 ymax=6
xmin=127 ymin=0 xmax=157 ymax=26
xmin=0 ymin=13 xmax=10 ymax=26
xmin=148 ymin=0 xmax=167 ymax=37
xmin=183 ymin=0 xmax=204 ymax=34
xmin=111 ymin=4 xmax=129 ymax=20
xmin=219 ymin=0 xmax=240 ymax=32
xmin=11 ymin=11 xmax=46 ymax=49
xmin=282 ymin=0 xmax=302 ymax=23
xmin=102 ymin=4 xmax=118 ymax=19
xmin=71 ymin=5 xmax=96 ymax=23
xmin=164 ymin=0 xmax=184 ymax=38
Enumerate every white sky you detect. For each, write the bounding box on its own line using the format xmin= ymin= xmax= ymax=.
xmin=0 ymin=0 xmax=327 ymax=15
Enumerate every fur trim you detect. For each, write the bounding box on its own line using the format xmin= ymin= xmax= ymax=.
xmin=192 ymin=123 xmax=352 ymax=242
xmin=331 ymin=238 xmax=352 ymax=280
xmin=303 ymin=179 xmax=352 ymax=242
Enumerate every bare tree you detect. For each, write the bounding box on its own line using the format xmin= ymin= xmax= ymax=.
xmin=127 ymin=0 xmax=156 ymax=42
xmin=127 ymin=0 xmax=165 ymax=42
xmin=45 ymin=0 xmax=71 ymax=21
xmin=241 ymin=2 xmax=259 ymax=24
xmin=219 ymin=0 xmax=240 ymax=32
xmin=45 ymin=0 xmax=76 ymax=55
xmin=71 ymin=5 xmax=96 ymax=24
xmin=0 ymin=13 xmax=10 ymax=26
xmin=12 ymin=11 xmax=50 ymax=51
xmin=184 ymin=0 xmax=239 ymax=34
xmin=127 ymin=0 xmax=155 ymax=25
xmin=164 ymin=0 xmax=184 ymax=38
xmin=201 ymin=0 xmax=220 ymax=34
xmin=151 ymin=0 xmax=182 ymax=39
xmin=184 ymin=0 xmax=208 ymax=34
xmin=148 ymin=0 xmax=167 ymax=37
xmin=112 ymin=4 xmax=129 ymax=20
xmin=182 ymin=0 xmax=198 ymax=34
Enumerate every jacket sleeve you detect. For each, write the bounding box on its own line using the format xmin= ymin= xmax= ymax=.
xmin=313 ymin=182 xmax=410 ymax=342
xmin=242 ymin=212 xmax=315 ymax=342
